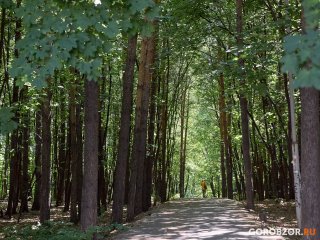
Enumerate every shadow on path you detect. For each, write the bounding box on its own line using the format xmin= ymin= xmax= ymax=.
xmin=110 ymin=198 xmax=284 ymax=240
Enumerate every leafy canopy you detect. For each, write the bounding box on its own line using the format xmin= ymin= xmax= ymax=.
xmin=9 ymin=0 xmax=158 ymax=88
xmin=281 ymin=0 xmax=320 ymax=89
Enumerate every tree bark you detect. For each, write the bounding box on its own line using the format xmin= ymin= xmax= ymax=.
xmin=112 ymin=35 xmax=137 ymax=223
xmin=32 ymin=110 xmax=41 ymax=211
xmin=142 ymin=55 xmax=157 ymax=211
xmin=56 ymin=91 xmax=66 ymax=207
xmin=0 ymin=8 xmax=6 ymax=67
xmin=70 ymin=78 xmax=80 ymax=223
xmin=159 ymin=51 xmax=169 ymax=202
xmin=301 ymin=88 xmax=320 ymax=235
xmin=6 ymin=0 xmax=22 ymax=218
xmin=218 ymin=71 xmax=232 ymax=199
xmin=236 ymin=0 xmax=254 ymax=209
xmin=127 ymin=31 xmax=156 ymax=221
xmin=179 ymin=87 xmax=186 ymax=198
xmin=81 ymin=79 xmax=99 ymax=231
xmin=20 ymin=87 xmax=30 ymax=212
xmin=64 ymin=130 xmax=71 ymax=212
xmin=40 ymin=87 xmax=52 ymax=223
xmin=76 ymin=98 xmax=83 ymax=220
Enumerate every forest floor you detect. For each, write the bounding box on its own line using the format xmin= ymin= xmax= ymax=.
xmin=0 ymin=198 xmax=300 ymax=239
xmin=109 ymin=198 xmax=300 ymax=240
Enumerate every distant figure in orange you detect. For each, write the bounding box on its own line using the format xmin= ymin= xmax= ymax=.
xmin=201 ymin=179 xmax=207 ymax=198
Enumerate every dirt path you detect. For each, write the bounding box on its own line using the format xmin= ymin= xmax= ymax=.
xmin=110 ymin=198 xmax=285 ymax=240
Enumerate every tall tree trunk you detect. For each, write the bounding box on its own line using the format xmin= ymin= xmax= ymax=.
xmin=56 ymin=91 xmax=66 ymax=207
xmin=112 ymin=35 xmax=137 ymax=223
xmin=1 ymin=137 xmax=9 ymax=199
xmin=127 ymin=31 xmax=156 ymax=221
xmin=0 ymin=8 xmax=6 ymax=66
xmin=76 ymin=100 xmax=83 ymax=219
xmin=98 ymin=69 xmax=110 ymax=213
xmin=236 ymin=0 xmax=254 ymax=209
xmin=20 ymin=87 xmax=30 ymax=212
xmin=182 ymin=90 xmax=190 ymax=195
xmin=218 ymin=71 xmax=232 ymax=199
xmin=40 ymin=87 xmax=52 ymax=223
xmin=159 ymin=54 xmax=169 ymax=202
xmin=32 ymin=110 xmax=41 ymax=210
xmin=6 ymin=0 xmax=22 ymax=218
xmin=219 ymin=141 xmax=227 ymax=198
xmin=70 ymin=78 xmax=80 ymax=223
xmin=142 ymin=52 xmax=157 ymax=211
xmin=81 ymin=79 xmax=99 ymax=231
xmin=64 ymin=130 xmax=71 ymax=212
xmin=179 ymin=88 xmax=186 ymax=198
xmin=301 ymin=88 xmax=320 ymax=235
xmin=300 ymin=8 xmax=320 ymax=234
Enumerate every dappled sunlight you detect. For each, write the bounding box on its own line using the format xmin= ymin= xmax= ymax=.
xmin=111 ymin=198 xmax=283 ymax=240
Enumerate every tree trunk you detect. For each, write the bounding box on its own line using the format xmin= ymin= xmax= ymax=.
xmin=56 ymin=92 xmax=66 ymax=207
xmin=98 ymin=67 xmax=111 ymax=213
xmin=301 ymin=88 xmax=320 ymax=235
xmin=76 ymin=98 xmax=83 ymax=220
xmin=236 ymin=0 xmax=254 ymax=209
xmin=81 ymin=79 xmax=99 ymax=231
xmin=1 ymin=137 xmax=10 ymax=199
xmin=0 ymin=8 xmax=6 ymax=67
xmin=64 ymin=129 xmax=71 ymax=212
xmin=70 ymin=79 xmax=80 ymax=223
xmin=32 ymin=110 xmax=41 ymax=211
xmin=40 ymin=87 xmax=52 ymax=223
xmin=6 ymin=0 xmax=22 ymax=218
xmin=218 ymin=71 xmax=232 ymax=199
xmin=159 ymin=54 xmax=169 ymax=202
xmin=182 ymin=98 xmax=190 ymax=195
xmin=142 ymin=53 xmax=157 ymax=211
xmin=112 ymin=35 xmax=137 ymax=223
xmin=179 ymin=88 xmax=186 ymax=198
xmin=127 ymin=30 xmax=156 ymax=221
xmin=20 ymin=87 xmax=30 ymax=212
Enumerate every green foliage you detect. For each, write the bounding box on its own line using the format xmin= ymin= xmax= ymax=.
xmin=281 ymin=0 xmax=320 ymax=89
xmin=2 ymin=221 xmax=127 ymax=240
xmin=9 ymin=0 xmax=158 ymax=88
xmin=0 ymin=0 xmax=14 ymax=9
xmin=0 ymin=107 xmax=18 ymax=136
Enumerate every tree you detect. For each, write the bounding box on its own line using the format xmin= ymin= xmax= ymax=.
xmin=31 ymin=110 xmax=41 ymax=211
xmin=40 ymin=87 xmax=52 ymax=223
xmin=127 ymin=32 xmax=156 ymax=221
xmin=80 ymin=79 xmax=99 ymax=231
xmin=112 ymin=35 xmax=138 ymax=223
xmin=300 ymin=3 xmax=320 ymax=235
xmin=236 ymin=0 xmax=254 ymax=209
xmin=70 ymin=75 xmax=81 ymax=223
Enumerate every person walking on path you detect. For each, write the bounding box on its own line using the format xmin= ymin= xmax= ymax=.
xmin=201 ymin=179 xmax=207 ymax=198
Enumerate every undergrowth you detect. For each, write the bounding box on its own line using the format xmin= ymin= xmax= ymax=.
xmin=2 ymin=221 xmax=127 ymax=240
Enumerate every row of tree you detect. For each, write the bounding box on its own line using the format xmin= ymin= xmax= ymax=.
xmin=0 ymin=0 xmax=319 ymax=235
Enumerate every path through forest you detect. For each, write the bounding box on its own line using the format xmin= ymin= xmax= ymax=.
xmin=111 ymin=198 xmax=284 ymax=240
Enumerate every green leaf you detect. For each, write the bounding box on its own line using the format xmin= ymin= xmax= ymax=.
xmin=281 ymin=54 xmax=298 ymax=75
xmin=283 ymin=35 xmax=300 ymax=54
xmin=0 ymin=107 xmax=18 ymax=136
xmin=129 ymin=0 xmax=154 ymax=13
xmin=104 ymin=20 xmax=119 ymax=38
xmin=145 ymin=5 xmax=160 ymax=20
xmin=57 ymin=37 xmax=77 ymax=51
xmin=0 ymin=0 xmax=14 ymax=8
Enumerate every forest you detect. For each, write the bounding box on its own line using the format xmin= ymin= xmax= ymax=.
xmin=0 ymin=0 xmax=319 ymax=239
